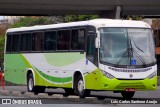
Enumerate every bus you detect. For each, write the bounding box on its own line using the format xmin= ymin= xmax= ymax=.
xmin=4 ymin=19 xmax=157 ymax=99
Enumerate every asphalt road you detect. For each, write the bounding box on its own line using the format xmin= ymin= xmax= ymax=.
xmin=0 ymin=104 xmax=159 ymax=107
xmin=2 ymin=104 xmax=159 ymax=107
xmin=2 ymin=86 xmax=160 ymax=99
xmin=0 ymin=86 xmax=160 ymax=107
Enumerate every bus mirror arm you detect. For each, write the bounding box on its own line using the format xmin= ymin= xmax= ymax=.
xmin=95 ymin=31 xmax=100 ymax=48
xmin=95 ymin=38 xmax=100 ymax=48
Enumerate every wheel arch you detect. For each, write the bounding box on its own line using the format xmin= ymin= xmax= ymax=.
xmin=26 ymin=68 xmax=35 ymax=86
xmin=72 ymin=70 xmax=85 ymax=89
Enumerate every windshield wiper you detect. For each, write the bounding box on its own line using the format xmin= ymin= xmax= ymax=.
xmin=115 ymin=39 xmax=147 ymax=67
xmin=130 ymin=36 xmax=144 ymax=53
xmin=129 ymin=39 xmax=147 ymax=67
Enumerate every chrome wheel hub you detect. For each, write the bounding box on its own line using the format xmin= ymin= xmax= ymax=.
xmin=78 ymin=79 xmax=84 ymax=93
xmin=28 ymin=77 xmax=33 ymax=91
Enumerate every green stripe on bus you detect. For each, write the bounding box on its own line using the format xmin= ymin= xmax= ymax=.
xmin=21 ymin=54 xmax=72 ymax=83
xmin=20 ymin=54 xmax=33 ymax=68
xmin=34 ymin=66 xmax=72 ymax=83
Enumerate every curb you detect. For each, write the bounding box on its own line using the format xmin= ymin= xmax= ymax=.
xmin=23 ymin=92 xmax=35 ymax=98
xmin=67 ymin=95 xmax=80 ymax=102
xmin=0 ymin=90 xmax=112 ymax=104
xmin=85 ymin=97 xmax=97 ymax=101
xmin=84 ymin=97 xmax=98 ymax=103
xmin=37 ymin=93 xmax=51 ymax=98
xmin=11 ymin=91 xmax=22 ymax=97
xmin=52 ymin=94 xmax=64 ymax=99
xmin=0 ymin=90 xmax=11 ymax=96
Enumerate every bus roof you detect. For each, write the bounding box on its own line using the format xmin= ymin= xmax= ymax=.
xmin=6 ymin=19 xmax=151 ymax=33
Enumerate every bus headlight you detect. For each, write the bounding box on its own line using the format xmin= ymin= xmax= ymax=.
xmin=101 ymin=70 xmax=115 ymax=79
xmin=147 ymin=71 xmax=157 ymax=79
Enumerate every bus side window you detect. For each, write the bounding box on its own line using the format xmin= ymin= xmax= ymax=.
xmin=6 ymin=34 xmax=12 ymax=53
xmin=12 ymin=34 xmax=21 ymax=52
xmin=87 ymin=34 xmax=95 ymax=63
xmin=20 ymin=33 xmax=31 ymax=52
xmin=32 ymin=32 xmax=44 ymax=51
xmin=71 ymin=29 xmax=85 ymax=50
xmin=44 ymin=31 xmax=57 ymax=51
xmin=57 ymin=30 xmax=70 ymax=50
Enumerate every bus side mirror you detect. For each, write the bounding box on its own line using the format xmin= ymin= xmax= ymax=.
xmin=95 ymin=38 xmax=100 ymax=48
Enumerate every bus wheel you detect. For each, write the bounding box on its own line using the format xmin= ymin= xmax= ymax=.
xmin=27 ymin=73 xmax=45 ymax=94
xmin=75 ymin=75 xmax=90 ymax=98
xmin=121 ymin=91 xmax=135 ymax=99
xmin=27 ymin=73 xmax=35 ymax=92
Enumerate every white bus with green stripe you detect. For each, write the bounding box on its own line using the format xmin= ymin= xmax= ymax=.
xmin=4 ymin=19 xmax=157 ymax=99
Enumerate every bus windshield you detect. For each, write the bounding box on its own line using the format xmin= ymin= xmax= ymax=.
xmin=99 ymin=28 xmax=156 ymax=67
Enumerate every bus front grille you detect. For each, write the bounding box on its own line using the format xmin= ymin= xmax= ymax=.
xmin=115 ymin=82 xmax=146 ymax=89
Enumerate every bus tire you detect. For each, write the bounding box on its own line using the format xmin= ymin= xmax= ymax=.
xmin=27 ymin=73 xmax=35 ymax=92
xmin=27 ymin=73 xmax=45 ymax=94
xmin=121 ymin=91 xmax=135 ymax=99
xmin=75 ymin=75 xmax=90 ymax=98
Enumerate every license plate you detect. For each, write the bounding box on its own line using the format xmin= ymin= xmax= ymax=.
xmin=125 ymin=88 xmax=135 ymax=92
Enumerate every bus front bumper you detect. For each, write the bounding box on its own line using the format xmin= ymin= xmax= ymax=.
xmin=99 ymin=76 xmax=157 ymax=91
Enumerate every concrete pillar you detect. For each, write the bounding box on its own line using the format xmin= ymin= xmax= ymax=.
xmin=115 ymin=6 xmax=121 ymax=19
xmin=99 ymin=6 xmax=122 ymax=19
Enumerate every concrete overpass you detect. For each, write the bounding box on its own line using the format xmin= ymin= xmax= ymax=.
xmin=0 ymin=0 xmax=160 ymax=18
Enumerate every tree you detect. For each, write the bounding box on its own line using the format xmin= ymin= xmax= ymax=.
xmin=65 ymin=15 xmax=99 ymax=22
xmin=0 ymin=35 xmax=5 ymax=69
xmin=126 ymin=15 xmax=143 ymax=20
xmin=10 ymin=16 xmax=65 ymax=28
xmin=10 ymin=17 xmax=48 ymax=28
xmin=0 ymin=23 xmax=10 ymax=69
